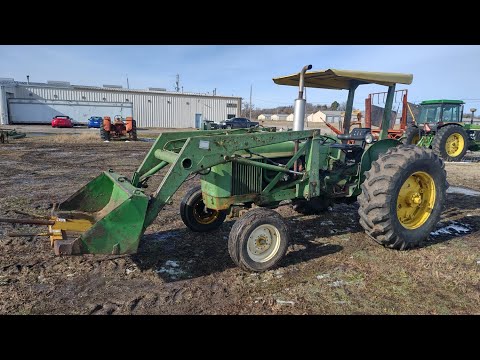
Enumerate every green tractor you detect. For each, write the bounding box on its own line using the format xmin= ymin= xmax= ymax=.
xmin=404 ymin=100 xmax=480 ymax=161
xmin=1 ymin=66 xmax=448 ymax=272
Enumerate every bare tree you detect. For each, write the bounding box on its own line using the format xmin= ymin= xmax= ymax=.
xmin=338 ymin=101 xmax=347 ymax=111
xmin=241 ymin=102 xmax=255 ymax=118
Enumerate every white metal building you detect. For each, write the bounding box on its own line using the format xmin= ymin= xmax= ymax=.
xmin=270 ymin=114 xmax=290 ymax=121
xmin=0 ymin=79 xmax=242 ymax=128
xmin=257 ymin=114 xmax=273 ymax=121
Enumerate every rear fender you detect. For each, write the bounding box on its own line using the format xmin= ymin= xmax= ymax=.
xmin=125 ymin=117 xmax=133 ymax=132
xmin=103 ymin=117 xmax=111 ymax=131
xmin=357 ymin=139 xmax=401 ymax=188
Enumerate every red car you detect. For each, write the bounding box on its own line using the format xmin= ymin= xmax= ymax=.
xmin=51 ymin=115 xmax=73 ymax=128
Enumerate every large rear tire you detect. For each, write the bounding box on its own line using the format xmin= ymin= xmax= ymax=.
xmin=180 ymin=185 xmax=227 ymax=232
xmin=228 ymin=208 xmax=290 ymax=272
xmin=403 ymin=126 xmax=422 ymax=145
xmin=100 ymin=126 xmax=110 ymax=141
xmin=432 ymin=125 xmax=468 ymax=162
xmin=130 ymin=119 xmax=138 ymax=141
xmin=358 ymin=145 xmax=446 ymax=250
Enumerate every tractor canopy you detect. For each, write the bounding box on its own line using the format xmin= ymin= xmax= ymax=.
xmin=417 ymin=100 xmax=465 ymax=124
xmin=272 ymin=69 xmax=413 ymax=90
xmin=273 ymin=68 xmax=413 ymax=140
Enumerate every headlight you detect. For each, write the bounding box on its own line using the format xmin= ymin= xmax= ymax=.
xmin=365 ymin=132 xmax=374 ymax=144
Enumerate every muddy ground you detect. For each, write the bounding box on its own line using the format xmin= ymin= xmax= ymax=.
xmin=0 ymin=129 xmax=479 ymax=314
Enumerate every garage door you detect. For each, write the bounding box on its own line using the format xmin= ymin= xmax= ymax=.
xmin=8 ymin=99 xmax=133 ymax=125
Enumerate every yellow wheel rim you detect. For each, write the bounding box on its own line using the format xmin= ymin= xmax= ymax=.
xmin=193 ymin=198 xmax=220 ymax=225
xmin=411 ymin=134 xmax=420 ymax=144
xmin=396 ymin=171 xmax=436 ymax=230
xmin=445 ymin=133 xmax=465 ymax=157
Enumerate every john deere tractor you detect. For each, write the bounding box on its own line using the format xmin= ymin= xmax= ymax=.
xmin=403 ymin=100 xmax=480 ymax=161
xmin=1 ymin=65 xmax=448 ymax=272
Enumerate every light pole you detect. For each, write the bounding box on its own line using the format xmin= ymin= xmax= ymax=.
xmin=249 ymin=84 xmax=252 ymax=120
xmin=470 ymin=108 xmax=476 ymax=125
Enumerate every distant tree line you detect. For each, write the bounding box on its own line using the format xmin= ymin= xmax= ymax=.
xmin=241 ymin=101 xmax=346 ymax=119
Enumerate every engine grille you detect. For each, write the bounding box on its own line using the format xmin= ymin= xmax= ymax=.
xmin=231 ymin=162 xmax=263 ymax=195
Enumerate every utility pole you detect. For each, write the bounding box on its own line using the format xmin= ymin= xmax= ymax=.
xmin=249 ymin=84 xmax=252 ymax=120
xmin=175 ymin=74 xmax=180 ymax=92
xmin=126 ymin=74 xmax=130 ymax=89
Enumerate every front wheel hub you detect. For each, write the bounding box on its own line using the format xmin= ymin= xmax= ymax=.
xmin=247 ymin=224 xmax=281 ymax=263
xmin=193 ymin=200 xmax=220 ymax=224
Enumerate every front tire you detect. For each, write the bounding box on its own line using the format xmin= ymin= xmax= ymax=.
xmin=228 ymin=208 xmax=290 ymax=272
xmin=180 ymin=185 xmax=226 ymax=232
xmin=432 ymin=125 xmax=468 ymax=162
xmin=358 ymin=145 xmax=446 ymax=250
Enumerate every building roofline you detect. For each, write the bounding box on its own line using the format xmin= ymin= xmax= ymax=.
xmin=1 ymin=79 xmax=242 ymax=100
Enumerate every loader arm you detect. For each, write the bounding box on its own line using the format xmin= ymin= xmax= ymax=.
xmin=140 ymin=129 xmax=316 ymax=228
xmin=131 ymin=128 xmax=259 ymax=186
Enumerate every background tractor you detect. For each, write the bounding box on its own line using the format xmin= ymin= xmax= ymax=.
xmin=403 ymin=100 xmax=480 ymax=161
xmin=100 ymin=115 xmax=138 ymax=141
xmin=1 ymin=66 xmax=447 ymax=273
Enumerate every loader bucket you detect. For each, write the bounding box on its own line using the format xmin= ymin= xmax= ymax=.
xmin=52 ymin=170 xmax=149 ymax=256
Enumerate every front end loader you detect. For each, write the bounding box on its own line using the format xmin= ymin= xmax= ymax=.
xmin=1 ymin=65 xmax=448 ymax=272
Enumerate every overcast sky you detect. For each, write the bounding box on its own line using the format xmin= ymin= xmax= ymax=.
xmin=1 ymin=45 xmax=480 ymax=111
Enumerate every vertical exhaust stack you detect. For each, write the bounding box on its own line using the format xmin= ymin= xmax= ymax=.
xmin=293 ymin=65 xmax=312 ymax=174
xmin=293 ymin=64 xmax=312 ymax=131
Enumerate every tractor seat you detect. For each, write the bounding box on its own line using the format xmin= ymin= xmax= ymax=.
xmin=336 ymin=128 xmax=371 ymax=142
xmin=331 ymin=128 xmax=371 ymax=150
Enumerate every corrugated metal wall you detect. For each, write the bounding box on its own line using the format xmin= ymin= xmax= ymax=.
xmin=8 ymin=99 xmax=132 ymax=124
xmin=13 ymin=86 xmax=241 ymax=128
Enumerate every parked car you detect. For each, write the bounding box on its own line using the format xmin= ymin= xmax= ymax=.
xmin=202 ymin=120 xmax=220 ymax=130
xmin=220 ymin=117 xmax=259 ymax=129
xmin=87 ymin=116 xmax=103 ymax=128
xmin=51 ymin=115 xmax=73 ymax=128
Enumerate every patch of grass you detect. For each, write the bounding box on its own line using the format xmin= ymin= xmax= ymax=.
xmin=39 ymin=133 xmax=100 ymax=144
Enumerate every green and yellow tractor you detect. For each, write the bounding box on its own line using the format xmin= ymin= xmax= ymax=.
xmin=403 ymin=100 xmax=480 ymax=161
xmin=1 ymin=66 xmax=448 ymax=272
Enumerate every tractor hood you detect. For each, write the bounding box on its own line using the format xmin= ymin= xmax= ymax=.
xmin=273 ymin=68 xmax=413 ymax=90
